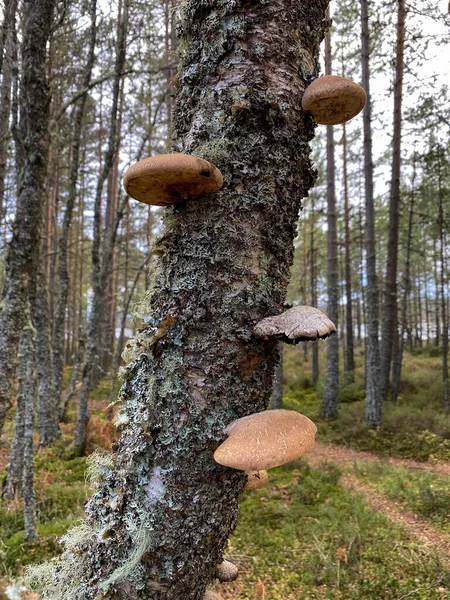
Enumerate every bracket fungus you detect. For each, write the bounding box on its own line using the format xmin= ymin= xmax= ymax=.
xmin=216 ymin=560 xmax=239 ymax=582
xmin=214 ymin=409 xmax=317 ymax=471
xmin=245 ymin=470 xmax=268 ymax=490
xmin=123 ymin=153 xmax=223 ymax=206
xmin=302 ymin=75 xmax=366 ymax=125
xmin=253 ymin=305 xmax=336 ymax=344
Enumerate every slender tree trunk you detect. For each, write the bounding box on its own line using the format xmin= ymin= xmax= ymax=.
xmin=59 ymin=335 xmax=85 ymax=422
xmin=35 ymin=266 xmax=61 ymax=445
xmin=31 ymin=2 xmax=330 ymax=597
xmin=360 ymin=0 xmax=381 ymax=427
xmin=322 ymin=16 xmax=339 ymax=421
xmin=392 ymin=169 xmax=415 ymax=403
xmin=342 ymin=124 xmax=354 ymax=383
xmin=53 ymin=0 xmax=97 ymax=406
xmin=438 ymin=153 xmax=449 ymax=408
xmin=270 ymin=342 xmax=283 ymax=409
xmin=21 ymin=308 xmax=38 ymax=543
xmin=73 ymin=0 xmax=129 ymax=456
xmin=0 ymin=0 xmax=17 ymax=222
xmin=310 ymin=195 xmax=319 ymax=386
xmin=433 ymin=237 xmax=440 ymax=346
xmin=379 ymin=0 xmax=405 ymax=402
xmin=0 ymin=0 xmax=56 ymax=436
xmin=2 ymin=325 xmax=29 ymax=499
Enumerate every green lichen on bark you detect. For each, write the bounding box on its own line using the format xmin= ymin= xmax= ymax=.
xmin=26 ymin=1 xmax=329 ymax=598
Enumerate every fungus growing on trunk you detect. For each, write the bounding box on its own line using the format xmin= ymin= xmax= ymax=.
xmin=245 ymin=469 xmax=269 ymax=490
xmin=214 ymin=409 xmax=317 ymax=471
xmin=215 ymin=560 xmax=239 ymax=582
xmin=253 ymin=305 xmax=336 ymax=344
xmin=123 ymin=153 xmax=223 ymax=206
xmin=302 ymin=75 xmax=366 ymax=125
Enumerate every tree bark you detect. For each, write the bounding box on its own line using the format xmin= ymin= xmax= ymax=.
xmin=322 ymin=14 xmax=339 ymax=421
xmin=0 ymin=0 xmax=56 ymax=437
xmin=2 ymin=324 xmax=29 ymax=499
xmin=309 ymin=194 xmax=319 ymax=386
xmin=391 ymin=163 xmax=415 ymax=403
xmin=21 ymin=309 xmax=38 ymax=543
xmin=379 ymin=0 xmax=405 ymax=402
xmin=360 ymin=0 xmax=381 ymax=427
xmin=35 ymin=266 xmax=61 ymax=445
xmin=342 ymin=123 xmax=354 ymax=383
xmin=0 ymin=0 xmax=17 ymax=222
xmin=270 ymin=342 xmax=283 ymax=409
xmin=31 ymin=2 xmax=329 ymax=597
xmin=437 ymin=150 xmax=449 ymax=408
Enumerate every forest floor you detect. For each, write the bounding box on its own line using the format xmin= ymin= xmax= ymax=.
xmin=1 ymin=352 xmax=450 ymax=599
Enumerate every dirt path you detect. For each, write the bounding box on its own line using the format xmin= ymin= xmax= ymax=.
xmin=304 ymin=443 xmax=450 ymax=567
xmin=309 ymin=442 xmax=450 ymax=476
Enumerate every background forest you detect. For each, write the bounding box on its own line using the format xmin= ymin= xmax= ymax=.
xmin=0 ymin=0 xmax=449 ymax=598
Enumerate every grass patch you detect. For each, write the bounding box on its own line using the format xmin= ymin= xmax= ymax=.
xmin=352 ymin=461 xmax=450 ymax=532
xmin=225 ymin=462 xmax=449 ymax=599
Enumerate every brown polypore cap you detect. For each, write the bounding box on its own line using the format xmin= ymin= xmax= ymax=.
xmin=302 ymin=75 xmax=366 ymax=125
xmin=245 ymin=470 xmax=269 ymax=490
xmin=254 ymin=305 xmax=336 ymax=344
xmin=123 ymin=153 xmax=223 ymax=206
xmin=214 ymin=409 xmax=317 ymax=471
xmin=216 ymin=560 xmax=239 ymax=582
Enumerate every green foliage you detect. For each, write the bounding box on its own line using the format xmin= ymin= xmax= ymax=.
xmin=231 ymin=463 xmax=449 ymax=599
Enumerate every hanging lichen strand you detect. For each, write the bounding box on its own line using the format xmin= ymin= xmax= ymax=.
xmin=26 ymin=1 xmax=329 ymax=599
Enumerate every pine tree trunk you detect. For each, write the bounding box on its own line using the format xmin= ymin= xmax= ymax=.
xmin=360 ymin=0 xmax=381 ymax=427
xmin=322 ymin=17 xmax=339 ymax=421
xmin=342 ymin=124 xmax=354 ymax=383
xmin=2 ymin=325 xmax=29 ymax=499
xmin=73 ymin=0 xmax=129 ymax=456
xmin=53 ymin=0 xmax=97 ymax=406
xmin=0 ymin=0 xmax=17 ymax=222
xmin=21 ymin=309 xmax=38 ymax=543
xmin=391 ymin=173 xmax=415 ymax=403
xmin=379 ymin=0 xmax=405 ymax=402
xmin=35 ymin=267 xmax=61 ymax=445
xmin=0 ymin=0 xmax=56 ymax=436
xmin=33 ymin=2 xmax=330 ymax=597
xmin=310 ymin=195 xmax=319 ymax=386
xmin=438 ymin=153 xmax=449 ymax=408
xmin=270 ymin=342 xmax=283 ymax=409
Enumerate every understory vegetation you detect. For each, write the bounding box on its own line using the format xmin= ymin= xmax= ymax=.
xmin=1 ymin=350 xmax=450 ymax=598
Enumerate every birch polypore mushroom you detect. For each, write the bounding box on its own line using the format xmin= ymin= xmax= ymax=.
xmin=123 ymin=153 xmax=223 ymax=206
xmin=302 ymin=75 xmax=366 ymax=125
xmin=245 ymin=470 xmax=269 ymax=490
xmin=254 ymin=305 xmax=336 ymax=344
xmin=216 ymin=560 xmax=239 ymax=582
xmin=214 ymin=409 xmax=317 ymax=471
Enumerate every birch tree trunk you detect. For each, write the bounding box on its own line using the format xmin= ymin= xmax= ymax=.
xmin=0 ymin=0 xmax=56 ymax=436
xmin=342 ymin=123 xmax=354 ymax=383
xmin=30 ymin=1 xmax=329 ymax=598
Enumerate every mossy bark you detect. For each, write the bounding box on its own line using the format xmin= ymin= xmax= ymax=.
xmin=32 ymin=1 xmax=329 ymax=598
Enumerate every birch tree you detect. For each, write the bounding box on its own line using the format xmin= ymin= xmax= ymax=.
xmin=27 ymin=0 xmax=330 ymax=597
